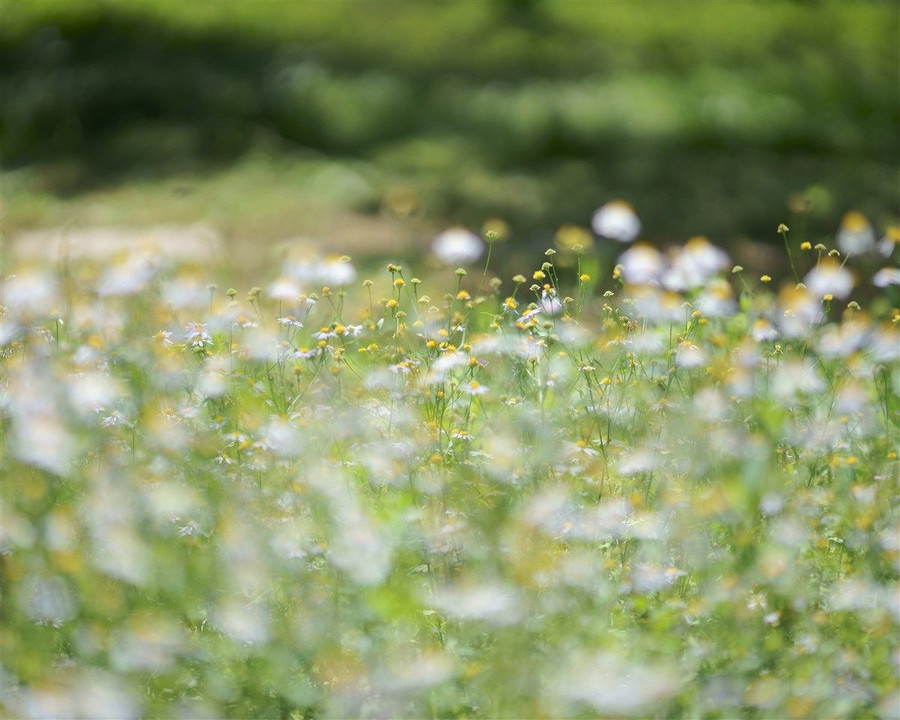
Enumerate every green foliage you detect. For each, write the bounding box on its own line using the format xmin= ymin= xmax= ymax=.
xmin=1 ymin=0 xmax=897 ymax=246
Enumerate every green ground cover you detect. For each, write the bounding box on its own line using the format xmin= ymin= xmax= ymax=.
xmin=2 ymin=0 xmax=897 ymax=259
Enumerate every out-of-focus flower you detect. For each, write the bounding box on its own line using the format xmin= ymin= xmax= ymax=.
xmin=539 ymin=292 xmax=563 ymax=316
xmin=4 ymin=269 xmax=59 ymax=320
xmin=873 ymin=267 xmax=900 ymax=288
xmin=591 ymin=200 xmax=641 ymax=243
xmin=631 ymin=564 xmax=685 ymax=593
xmin=261 ymin=416 xmax=303 ymax=457
xmin=383 ymin=184 xmax=419 ymax=217
xmin=16 ymin=574 xmax=76 ymax=625
xmin=99 ymin=252 xmax=159 ymax=296
xmin=555 ymin=224 xmax=593 ymax=252
xmin=804 ymin=260 xmax=854 ymax=299
xmin=184 ymin=322 xmax=212 ymax=349
xmin=619 ymin=244 xmax=664 ymax=285
xmin=549 ymin=652 xmax=680 ymax=715
xmin=870 ymin=325 xmax=900 ymax=363
xmin=15 ymin=670 xmax=140 ymax=720
xmin=431 ymin=228 xmax=484 ymax=266
xmin=197 ymin=355 xmax=229 ymax=397
xmin=675 ymin=341 xmax=706 ymax=368
xmin=464 ymin=380 xmax=489 ymax=396
xmin=268 ymin=277 xmax=302 ymax=301
xmin=215 ymin=600 xmax=270 ymax=645
xmin=663 ymin=237 xmax=730 ymax=290
xmin=239 ymin=327 xmax=281 ymax=361
xmin=110 ymin=614 xmax=185 ymax=672
xmin=8 ymin=366 xmax=74 ymax=475
xmin=626 ymin=285 xmax=683 ymax=323
xmin=752 ymin=319 xmax=779 ymax=342
xmin=618 ymin=449 xmax=658 ymax=476
xmin=836 ymin=211 xmax=876 ymax=256
xmin=696 ymin=278 xmax=736 ymax=317
xmin=431 ymin=580 xmax=521 ymax=624
xmin=482 ymin=217 xmax=511 ymax=242
xmin=878 ymin=226 xmax=899 ymax=257
xmin=777 ymin=286 xmax=824 ymax=337
xmin=818 ymin=317 xmax=870 ymax=357
xmin=378 ymin=651 xmax=453 ymax=692
xmin=161 ymin=277 xmax=207 ymax=309
xmin=631 ymin=330 xmax=664 ymax=354
xmin=286 ymin=253 xmax=357 ymax=286
xmin=771 ymin=359 xmax=825 ymax=400
xmin=67 ymin=372 xmax=122 ymax=416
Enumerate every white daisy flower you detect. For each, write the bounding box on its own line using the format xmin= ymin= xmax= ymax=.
xmin=873 ymin=267 xmax=900 ymax=288
xmin=268 ymin=277 xmax=301 ymax=301
xmin=591 ymin=200 xmax=641 ymax=243
xmin=675 ymin=341 xmax=706 ymax=368
xmin=431 ymin=228 xmax=484 ymax=266
xmin=619 ymin=243 xmax=664 ymax=285
xmin=663 ymin=237 xmax=730 ymax=290
xmin=804 ymin=260 xmax=854 ymax=299
xmin=836 ymin=211 xmax=876 ymax=256
xmin=539 ymin=292 xmax=563 ymax=316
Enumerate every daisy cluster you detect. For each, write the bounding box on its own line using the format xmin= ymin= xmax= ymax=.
xmin=1 ymin=211 xmax=898 ymax=719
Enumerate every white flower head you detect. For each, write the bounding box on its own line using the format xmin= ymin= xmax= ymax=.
xmin=752 ymin=319 xmax=779 ymax=342
xmin=626 ymin=286 xmax=682 ymax=323
xmin=161 ymin=276 xmax=208 ymax=310
xmin=432 ymin=228 xmax=484 ymax=266
xmin=591 ymin=200 xmax=641 ymax=243
xmin=836 ymin=211 xmax=876 ymax=256
xmin=431 ymin=581 xmax=521 ymax=624
xmin=696 ymin=279 xmax=736 ymax=317
xmin=878 ymin=227 xmax=899 ymax=257
xmin=68 ymin=372 xmax=122 ymax=416
xmin=681 ymin=236 xmax=730 ymax=275
xmin=873 ymin=267 xmax=900 ymax=288
xmin=99 ymin=252 xmax=159 ymax=296
xmin=267 ymin=277 xmax=301 ymax=301
xmin=286 ymin=254 xmax=356 ymax=287
xmin=663 ymin=237 xmax=730 ymax=290
xmin=322 ymin=258 xmax=357 ymax=286
xmin=771 ymin=359 xmax=825 ymax=400
xmin=619 ymin=243 xmax=664 ymax=285
xmin=675 ymin=341 xmax=706 ymax=368
xmin=4 ymin=269 xmax=60 ymax=320
xmin=539 ymin=292 xmax=563 ymax=316
xmin=804 ymin=260 xmax=854 ymax=299
xmin=777 ymin=286 xmax=824 ymax=338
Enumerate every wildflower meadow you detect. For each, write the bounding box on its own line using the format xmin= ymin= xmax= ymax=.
xmin=1 ymin=209 xmax=898 ymax=719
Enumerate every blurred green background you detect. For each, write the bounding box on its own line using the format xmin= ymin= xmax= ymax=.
xmin=2 ymin=0 xmax=898 ymax=270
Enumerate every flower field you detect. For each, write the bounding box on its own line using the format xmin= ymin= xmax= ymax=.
xmin=1 ymin=217 xmax=898 ymax=718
